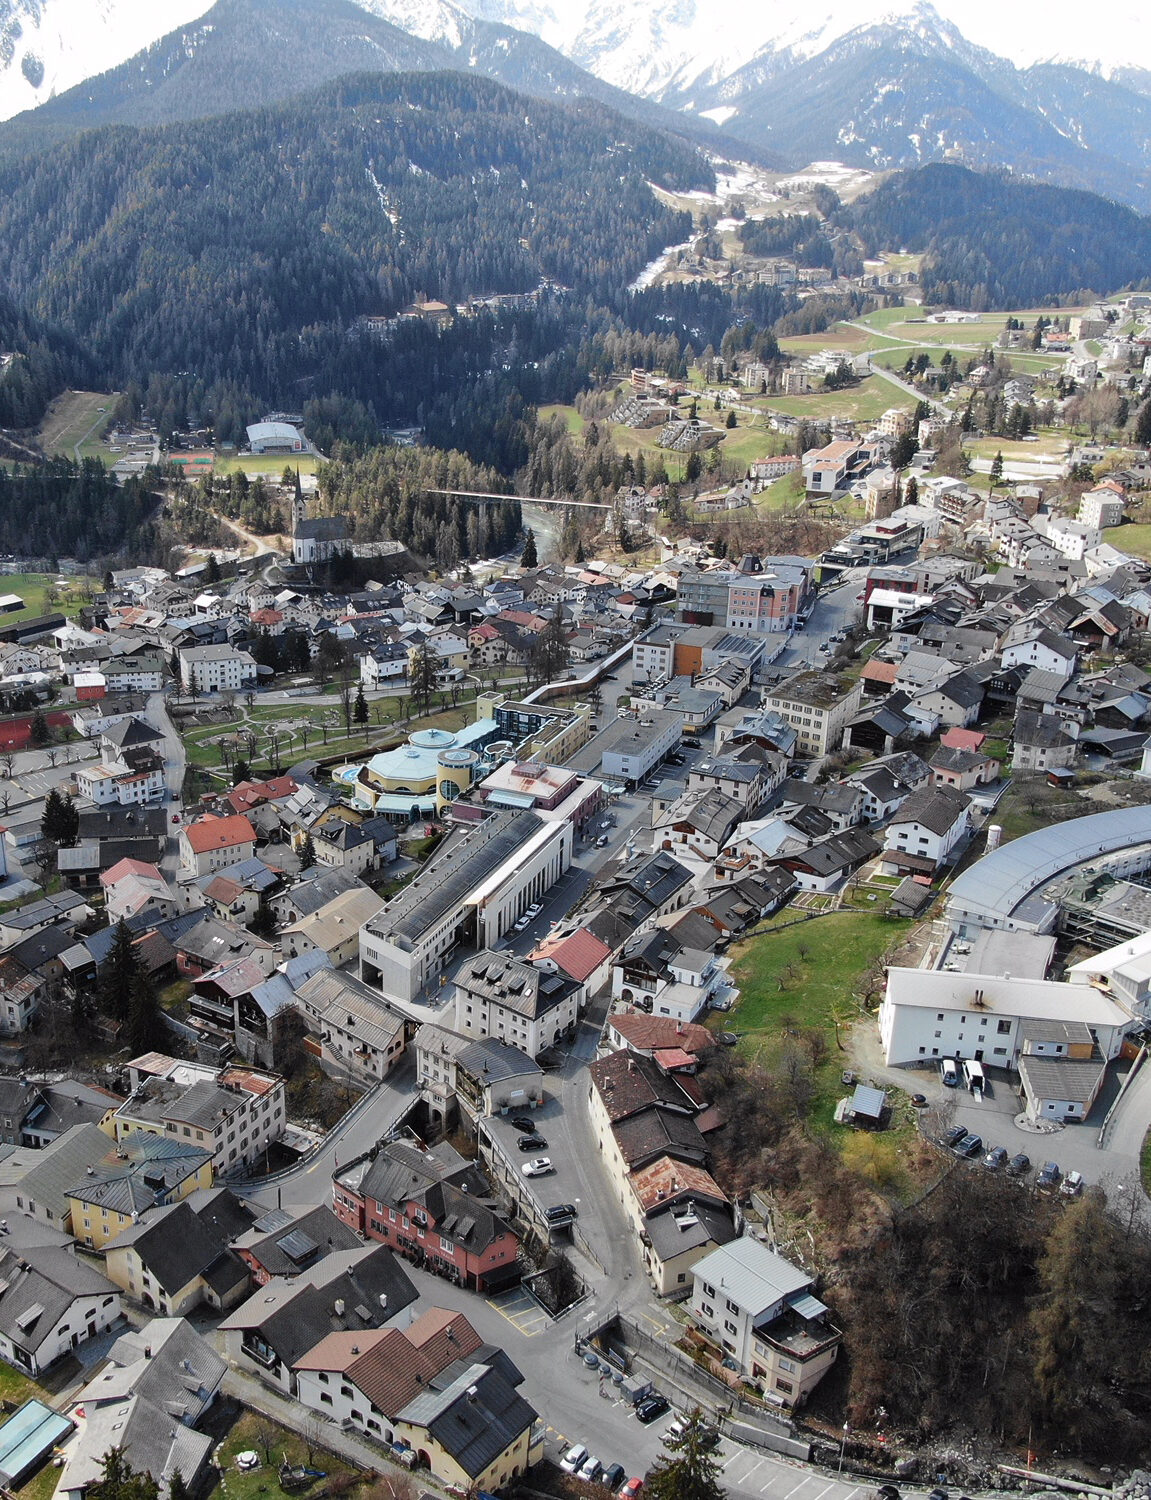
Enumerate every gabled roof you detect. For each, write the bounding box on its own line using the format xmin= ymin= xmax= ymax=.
xmin=528 ymin=927 xmax=611 ymax=983
xmin=183 ymin=814 xmax=256 ymax=854
xmin=888 ymin=784 xmax=971 ymax=836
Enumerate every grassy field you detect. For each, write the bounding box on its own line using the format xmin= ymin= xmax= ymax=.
xmin=179 ymin=695 xmax=479 ymax=773
xmin=37 ymin=389 xmax=118 ymax=459
xmin=0 ymin=571 xmax=94 ymax=623
xmin=763 ymin=379 xmax=907 ymax=424
xmin=727 ymin=910 xmax=911 ymax=1127
xmin=538 ymin=403 xmax=587 ymax=435
xmin=213 ymin=454 xmax=320 ymax=478
xmin=209 ymin=1409 xmax=363 ymax=1500
xmin=1105 ymin=522 xmax=1151 ymax=559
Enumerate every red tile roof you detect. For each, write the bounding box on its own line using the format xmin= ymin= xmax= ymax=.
xmin=184 ymin=813 xmax=256 ymax=854
xmin=608 ymin=1014 xmax=714 ymax=1055
xmin=530 ymin=928 xmax=611 ymax=983
xmin=940 ymin=727 xmax=986 ymax=751
xmin=101 ymin=856 xmax=163 ymax=887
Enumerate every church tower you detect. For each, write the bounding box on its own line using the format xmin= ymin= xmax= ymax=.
xmin=291 ymin=470 xmax=307 ymax=536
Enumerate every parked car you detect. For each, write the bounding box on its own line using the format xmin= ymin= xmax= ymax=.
xmin=559 ymin=1446 xmax=588 ymax=1475
xmin=942 ymin=1124 xmax=967 ymax=1150
xmin=596 ymin=836 xmax=609 ymax=847
xmin=635 ymin=1394 xmax=670 ymax=1424
xmin=602 ymin=1464 xmax=626 ymax=1491
xmin=1006 ymin=1153 xmax=1031 ymax=1177
xmin=513 ymin=916 xmax=530 ymax=932
xmin=509 ymin=1116 xmax=535 ymax=1133
xmin=526 ymin=903 xmax=542 ymax=919
xmin=875 ymin=1486 xmax=901 ymax=1500
xmin=578 ymin=1457 xmax=602 ymax=1484
xmin=1060 ymin=1169 xmax=1084 ymax=1197
xmin=521 ymin=1157 xmax=553 ymax=1177
xmin=545 ymin=1203 xmax=578 ymax=1222
xmin=517 ymin=1134 xmax=548 ymax=1151
xmin=619 ymin=1480 xmax=644 ymax=1500
xmin=953 ymin=1132 xmax=983 ymax=1158
xmin=982 ymin=1146 xmax=1008 ymax=1170
xmin=1037 ymin=1161 xmax=1061 ymax=1190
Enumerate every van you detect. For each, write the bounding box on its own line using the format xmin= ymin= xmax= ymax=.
xmin=940 ymin=1058 xmax=959 ymax=1088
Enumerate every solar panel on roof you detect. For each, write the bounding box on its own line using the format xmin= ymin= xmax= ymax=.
xmin=275 ymin=1229 xmax=319 ymax=1264
xmin=254 ymin=1208 xmax=293 ymax=1233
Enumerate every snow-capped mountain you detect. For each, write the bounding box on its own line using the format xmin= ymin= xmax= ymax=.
xmin=0 ymin=0 xmax=209 ymax=116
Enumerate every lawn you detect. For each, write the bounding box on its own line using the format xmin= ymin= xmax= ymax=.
xmin=727 ymin=909 xmax=912 ymax=1128
xmin=12 ymin=1459 xmax=62 ymax=1500
xmin=0 ymin=1362 xmax=48 ymax=1407
xmin=214 ymin=454 xmax=320 ymax=478
xmin=209 ymin=1409 xmax=363 ymax=1500
xmin=729 ymin=910 xmax=909 ymax=1049
xmin=763 ymin=379 xmax=907 ymax=424
xmin=37 ymin=389 xmax=118 ymax=460
xmin=1105 ymin=522 xmax=1151 ymax=560
xmin=0 ymin=572 xmax=94 ymax=624
xmin=538 ymin=403 xmax=586 ymax=435
xmin=179 ymin=695 xmax=478 ymax=775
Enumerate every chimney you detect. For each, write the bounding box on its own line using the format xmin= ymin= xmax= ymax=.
xmin=144 ymin=1346 xmax=152 ymax=1359
xmin=334 ymin=1298 xmax=345 ymax=1317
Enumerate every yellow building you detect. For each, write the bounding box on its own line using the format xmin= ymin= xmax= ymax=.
xmin=335 ymin=722 xmax=498 ymax=820
xmin=66 ymin=1138 xmax=214 ymax=1250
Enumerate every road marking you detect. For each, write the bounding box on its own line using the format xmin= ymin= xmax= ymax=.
xmin=807 ymin=1482 xmax=839 ymax=1500
xmin=783 ymin=1479 xmax=811 ymax=1500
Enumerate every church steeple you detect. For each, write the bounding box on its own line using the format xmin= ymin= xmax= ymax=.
xmin=291 ymin=469 xmax=307 ymax=535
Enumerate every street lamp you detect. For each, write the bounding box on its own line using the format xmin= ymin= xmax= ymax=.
xmin=837 ymin=1423 xmax=849 ymax=1478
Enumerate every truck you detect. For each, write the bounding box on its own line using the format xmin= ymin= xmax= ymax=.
xmin=962 ymin=1058 xmax=986 ymax=1098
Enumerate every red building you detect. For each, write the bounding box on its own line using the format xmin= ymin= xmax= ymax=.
xmin=333 ymin=1137 xmax=520 ymax=1293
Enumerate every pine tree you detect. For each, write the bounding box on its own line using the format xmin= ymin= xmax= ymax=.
xmin=645 ymin=1410 xmax=725 ymax=1500
xmin=354 ymin=683 xmax=369 ymax=729
xmin=126 ymin=966 xmax=164 ymax=1055
xmin=41 ymin=787 xmax=67 ymax=843
xmin=410 ymin=642 xmax=438 ymax=715
xmin=90 ymin=1448 xmax=161 ymax=1500
xmin=60 ymin=792 xmax=79 ymax=847
xmin=1135 ymin=398 xmax=1151 ymax=447
xmin=231 ymin=759 xmax=251 ymax=786
xmin=725 ymin=410 xmax=737 ymax=429
xmin=29 ymin=707 xmax=50 ymax=747
xmin=101 ymin=919 xmax=142 ymax=1024
xmin=249 ymin=897 xmax=278 ymax=941
xmin=299 ymin=831 xmax=316 ymax=870
xmin=205 ymin=553 xmax=221 ymax=584
xmin=520 ymin=529 xmax=538 ymax=569
xmin=989 ymin=450 xmax=1004 ymax=488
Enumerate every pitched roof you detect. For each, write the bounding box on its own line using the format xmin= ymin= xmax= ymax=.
xmin=527 ymin=927 xmax=611 ymax=983
xmin=608 ymin=1014 xmax=714 ymax=1055
xmin=183 ymin=814 xmax=256 ymax=854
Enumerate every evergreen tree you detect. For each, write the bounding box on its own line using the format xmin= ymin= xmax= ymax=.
xmin=520 ymin=529 xmax=538 ymax=569
xmin=989 ymin=450 xmax=1004 ymax=488
xmin=29 ymin=707 xmax=50 ymax=747
xmin=725 ymin=410 xmax=737 ymax=429
xmin=126 ymin=966 xmax=164 ymax=1055
xmin=684 ymin=451 xmax=702 ymax=484
xmin=205 ymin=553 xmax=221 ymax=584
xmin=645 ymin=1409 xmax=725 ymax=1500
xmin=41 ymin=787 xmax=68 ymax=843
xmin=60 ymin=792 xmax=79 ymax=847
xmin=231 ymin=759 xmax=251 ymax=786
xmin=1135 ymin=398 xmax=1151 ymax=448
xmin=100 ymin=919 xmax=142 ymax=1024
xmin=89 ymin=1448 xmax=161 ymax=1500
xmin=409 ymin=642 xmax=438 ymax=715
xmin=249 ymin=897 xmax=278 ymax=941
xmin=354 ymin=683 xmax=369 ymax=729
xmin=299 ymin=831 xmax=316 ymax=870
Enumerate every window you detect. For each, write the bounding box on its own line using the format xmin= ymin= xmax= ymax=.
xmin=724 ymin=1319 xmax=738 ymax=1335
xmin=997 ymin=1019 xmax=1011 ymax=1034
xmin=701 ymin=1302 xmax=714 ymax=1318
xmin=775 ymin=1378 xmax=794 ymax=1395
xmin=320 ymin=1394 xmax=332 ymax=1406
xmin=779 ymin=1357 xmax=797 ymax=1374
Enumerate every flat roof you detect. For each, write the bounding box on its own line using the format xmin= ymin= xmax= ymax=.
xmin=885 ymin=967 xmax=1131 ymax=1028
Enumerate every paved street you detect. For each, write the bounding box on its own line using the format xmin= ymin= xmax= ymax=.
xmin=237 ymin=1057 xmax=419 ymax=1211
xmin=147 ymin=690 xmax=186 ymax=881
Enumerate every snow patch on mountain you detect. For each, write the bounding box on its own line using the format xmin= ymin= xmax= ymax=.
xmin=0 ymin=0 xmax=212 ymax=121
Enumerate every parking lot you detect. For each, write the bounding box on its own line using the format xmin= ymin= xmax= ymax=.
xmin=486 ymin=1286 xmax=551 ymax=1337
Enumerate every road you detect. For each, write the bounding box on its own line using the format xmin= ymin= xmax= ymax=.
xmin=237 ymin=1057 xmax=419 ymax=1212
xmin=209 ymin=508 xmax=286 ymax=560
xmin=146 ymin=690 xmax=186 ymax=882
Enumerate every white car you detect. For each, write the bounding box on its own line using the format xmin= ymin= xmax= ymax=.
xmin=526 ymin=903 xmax=542 ymax=919
xmin=578 ymin=1457 xmax=602 ymax=1484
xmin=559 ymin=1446 xmax=588 ymax=1475
xmin=521 ymin=1157 xmax=553 ymax=1177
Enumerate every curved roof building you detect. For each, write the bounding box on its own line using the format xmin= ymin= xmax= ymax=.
xmin=946 ymin=805 xmax=1151 ymax=934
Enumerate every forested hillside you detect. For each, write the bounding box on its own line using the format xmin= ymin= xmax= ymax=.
xmin=839 ymin=163 xmax=1151 ymax=307
xmin=0 ymin=289 xmax=92 ymax=428
xmin=0 ymin=458 xmax=158 ymax=559
xmin=0 ymin=71 xmax=703 ymax=412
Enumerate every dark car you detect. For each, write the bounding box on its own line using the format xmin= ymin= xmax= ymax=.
xmin=983 ymin=1146 xmax=1008 ymax=1171
xmin=942 ymin=1124 xmax=967 ymax=1150
xmin=517 ymin=1134 xmax=548 ymax=1152
xmin=545 ymin=1203 xmax=578 ymax=1222
xmin=636 ymin=1395 xmax=670 ymax=1424
xmin=1037 ymin=1161 xmax=1062 ymax=1190
xmin=876 ymin=1487 xmax=901 ymax=1500
xmin=1006 ymin=1153 xmax=1031 ymax=1177
xmin=602 ymin=1464 xmax=626 ymax=1492
xmin=510 ymin=1116 xmax=536 ymax=1133
xmin=954 ymin=1132 xmax=983 ymax=1158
